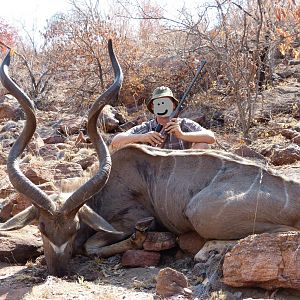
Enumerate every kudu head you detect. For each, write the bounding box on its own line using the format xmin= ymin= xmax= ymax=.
xmin=0 ymin=40 xmax=123 ymax=277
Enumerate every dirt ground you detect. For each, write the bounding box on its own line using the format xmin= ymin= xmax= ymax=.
xmin=2 ymin=250 xmax=300 ymax=300
xmin=0 ymin=250 xmax=199 ymax=300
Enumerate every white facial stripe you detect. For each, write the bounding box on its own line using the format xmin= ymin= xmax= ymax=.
xmin=49 ymin=240 xmax=69 ymax=255
xmin=153 ymin=97 xmax=174 ymax=117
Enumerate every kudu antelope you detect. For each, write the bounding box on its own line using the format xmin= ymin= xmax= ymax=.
xmin=2 ymin=42 xmax=300 ymax=278
xmin=0 ymin=40 xmax=124 ymax=276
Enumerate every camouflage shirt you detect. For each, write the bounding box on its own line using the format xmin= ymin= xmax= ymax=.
xmin=127 ymin=118 xmax=204 ymax=150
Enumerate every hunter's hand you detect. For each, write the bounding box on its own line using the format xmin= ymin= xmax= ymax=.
xmin=142 ymin=131 xmax=164 ymax=146
xmin=164 ymin=118 xmax=183 ymax=139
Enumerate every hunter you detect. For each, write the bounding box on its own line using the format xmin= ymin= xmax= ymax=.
xmin=111 ymin=86 xmax=215 ymax=150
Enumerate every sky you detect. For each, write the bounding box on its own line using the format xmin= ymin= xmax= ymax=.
xmin=0 ymin=0 xmax=201 ymax=33
xmin=1 ymin=0 xmax=72 ymax=32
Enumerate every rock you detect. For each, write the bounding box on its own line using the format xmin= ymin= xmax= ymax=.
xmin=0 ymin=182 xmax=58 ymax=221
xmin=156 ymin=267 xmax=192 ymax=298
xmin=294 ymin=123 xmax=300 ymax=132
xmin=277 ymin=86 xmax=300 ymax=94
xmin=294 ymin=104 xmax=300 ymax=119
xmin=119 ymin=121 xmax=136 ymax=131
xmin=38 ymin=182 xmax=58 ymax=194
xmin=292 ymin=135 xmax=300 ymax=145
xmin=135 ymin=115 xmax=147 ymax=125
xmin=269 ymin=144 xmax=300 ymax=165
xmin=280 ymin=128 xmax=299 ymax=140
xmin=38 ymin=144 xmax=60 ymax=159
xmin=99 ymin=105 xmax=120 ymax=133
xmin=119 ymin=115 xmax=147 ymax=131
xmin=121 ymin=250 xmax=160 ymax=267
xmin=289 ymin=60 xmax=300 ymax=65
xmin=53 ymin=162 xmax=83 ymax=180
xmin=20 ymin=161 xmax=83 ymax=186
xmin=73 ymin=155 xmax=97 ymax=170
xmin=212 ymin=111 xmax=225 ymax=127
xmin=0 ymin=152 xmax=7 ymax=164
xmin=74 ymin=131 xmax=87 ymax=146
xmin=0 ymin=120 xmax=23 ymax=146
xmin=10 ymin=193 xmax=31 ymax=216
xmin=27 ymin=132 xmax=45 ymax=154
xmin=0 ymin=120 xmax=19 ymax=133
xmin=23 ymin=166 xmax=50 ymax=185
xmin=0 ymin=225 xmax=43 ymax=263
xmin=276 ymin=69 xmax=294 ymax=78
xmin=143 ymin=232 xmax=176 ymax=251
xmin=223 ymin=232 xmax=300 ymax=290
xmin=177 ymin=232 xmax=206 ymax=255
xmin=43 ymin=134 xmax=66 ymax=144
xmin=0 ymin=138 xmax=14 ymax=148
xmin=0 ymin=95 xmax=23 ymax=121
xmin=192 ymin=115 xmax=206 ymax=127
xmin=56 ymin=143 xmax=72 ymax=150
xmin=195 ymin=240 xmax=236 ymax=262
xmin=58 ymin=117 xmax=87 ymax=135
xmin=233 ymin=145 xmax=265 ymax=161
xmin=0 ymin=177 xmax=14 ymax=199
xmin=36 ymin=124 xmax=58 ymax=139
xmin=0 ymin=198 xmax=14 ymax=221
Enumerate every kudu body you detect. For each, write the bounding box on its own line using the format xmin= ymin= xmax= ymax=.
xmin=2 ymin=43 xmax=300 ymax=277
xmin=83 ymin=145 xmax=300 ymax=254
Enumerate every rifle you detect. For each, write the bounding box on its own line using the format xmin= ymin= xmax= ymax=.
xmin=155 ymin=60 xmax=207 ymax=136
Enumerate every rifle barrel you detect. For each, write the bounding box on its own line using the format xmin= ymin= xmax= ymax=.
xmin=154 ymin=60 xmax=207 ymax=134
xmin=177 ymin=60 xmax=206 ymax=110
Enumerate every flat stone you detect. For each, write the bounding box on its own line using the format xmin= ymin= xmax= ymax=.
xmin=73 ymin=155 xmax=97 ymax=170
xmin=234 ymin=145 xmax=265 ymax=161
xmin=177 ymin=231 xmax=206 ymax=255
xmin=38 ymin=144 xmax=60 ymax=159
xmin=58 ymin=117 xmax=87 ymax=135
xmin=270 ymin=144 xmax=300 ymax=165
xmin=121 ymin=250 xmax=160 ymax=267
xmin=292 ymin=135 xmax=300 ymax=145
xmin=0 ymin=96 xmax=23 ymax=121
xmin=23 ymin=167 xmax=50 ymax=185
xmin=43 ymin=135 xmax=66 ymax=144
xmin=156 ymin=267 xmax=192 ymax=298
xmin=281 ymin=129 xmax=299 ymax=139
xmin=0 ymin=225 xmax=43 ymax=263
xmin=143 ymin=232 xmax=176 ymax=251
xmin=53 ymin=162 xmax=83 ymax=180
xmin=223 ymin=232 xmax=300 ymax=290
xmin=98 ymin=105 xmax=120 ymax=133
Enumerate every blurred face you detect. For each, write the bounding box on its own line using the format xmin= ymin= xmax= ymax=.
xmin=152 ymin=97 xmax=175 ymax=117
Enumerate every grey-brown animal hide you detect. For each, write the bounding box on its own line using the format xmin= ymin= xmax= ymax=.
xmin=82 ymin=144 xmax=300 ymax=254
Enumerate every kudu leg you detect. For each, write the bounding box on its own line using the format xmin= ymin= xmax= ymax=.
xmin=84 ymin=217 xmax=154 ymax=257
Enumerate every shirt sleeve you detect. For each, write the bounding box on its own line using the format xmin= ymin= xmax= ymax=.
xmin=180 ymin=118 xmax=204 ymax=132
xmin=127 ymin=121 xmax=151 ymax=134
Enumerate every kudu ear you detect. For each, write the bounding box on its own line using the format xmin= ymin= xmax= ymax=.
xmin=78 ymin=205 xmax=123 ymax=235
xmin=0 ymin=205 xmax=38 ymax=231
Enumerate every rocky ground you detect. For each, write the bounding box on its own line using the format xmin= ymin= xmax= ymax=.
xmin=2 ymin=59 xmax=300 ymax=299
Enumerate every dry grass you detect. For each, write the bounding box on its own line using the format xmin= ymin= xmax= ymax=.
xmin=23 ymin=277 xmax=154 ymax=300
